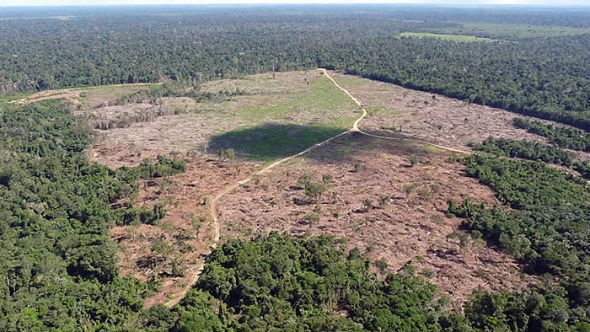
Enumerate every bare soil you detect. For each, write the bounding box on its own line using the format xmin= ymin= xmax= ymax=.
xmin=330 ymin=73 xmax=590 ymax=161
xmin=11 ymin=83 xmax=150 ymax=108
xmin=108 ymin=153 xmax=258 ymax=308
xmin=218 ymin=134 xmax=536 ymax=310
xmin=88 ymin=70 xmax=554 ymax=310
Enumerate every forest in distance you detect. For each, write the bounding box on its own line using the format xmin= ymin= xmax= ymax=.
xmin=1 ymin=5 xmax=590 ymax=129
xmin=2 ymin=4 xmax=590 ymax=332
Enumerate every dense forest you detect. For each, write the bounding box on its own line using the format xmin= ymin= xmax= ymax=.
xmin=513 ymin=118 xmax=590 ymax=151
xmin=1 ymin=6 xmax=590 ymax=129
xmin=0 ymin=100 xmax=151 ymax=329
xmin=157 ymin=233 xmax=590 ymax=331
xmin=447 ymin=154 xmax=590 ymax=330
xmin=471 ymin=137 xmax=575 ymax=166
xmin=0 ymin=100 xmax=189 ymax=330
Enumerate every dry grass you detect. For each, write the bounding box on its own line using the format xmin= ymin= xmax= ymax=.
xmin=218 ymin=135 xmax=537 ymax=310
xmin=89 ymin=70 xmax=556 ymax=310
xmin=109 ymin=156 xmax=258 ymax=308
xmin=10 ymin=83 xmax=151 ymax=108
xmin=330 ymin=73 xmax=551 ymax=150
xmin=91 ymin=70 xmax=358 ymax=164
xmin=331 ymin=72 xmax=590 ymax=162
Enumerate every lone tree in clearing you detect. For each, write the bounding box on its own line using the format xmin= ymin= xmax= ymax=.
xmin=298 ymin=173 xmax=327 ymax=203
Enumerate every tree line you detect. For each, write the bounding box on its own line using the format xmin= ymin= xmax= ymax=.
xmin=0 ymin=100 xmax=189 ymax=330
xmin=513 ymin=118 xmax=590 ymax=152
xmin=446 ymin=154 xmax=590 ymax=330
xmin=470 ymin=137 xmax=575 ymax=167
xmin=1 ymin=7 xmax=590 ymax=129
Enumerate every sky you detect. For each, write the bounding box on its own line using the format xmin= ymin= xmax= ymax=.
xmin=0 ymin=0 xmax=588 ymax=6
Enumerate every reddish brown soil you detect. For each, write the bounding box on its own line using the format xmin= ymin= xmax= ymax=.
xmin=330 ymin=73 xmax=590 ymax=161
xmin=218 ymin=134 xmax=536 ymax=310
xmin=89 ymin=70 xmax=551 ymax=310
xmin=102 ymin=145 xmax=258 ymax=308
xmin=90 ymin=142 xmax=162 ymax=169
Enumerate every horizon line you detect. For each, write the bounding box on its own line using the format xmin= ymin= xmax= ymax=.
xmin=2 ymin=3 xmax=590 ymax=7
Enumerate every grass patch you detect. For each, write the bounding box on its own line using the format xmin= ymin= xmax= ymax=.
xmin=208 ymin=75 xmax=358 ymax=162
xmin=208 ymin=123 xmax=345 ymax=162
xmin=399 ymin=32 xmax=497 ymax=42
xmin=366 ymin=106 xmax=400 ymax=117
xmin=0 ymin=91 xmax=33 ymax=105
xmin=235 ymin=75 xmax=357 ymax=126
xmin=422 ymin=144 xmax=443 ymax=154
xmin=443 ymin=22 xmax=590 ymax=39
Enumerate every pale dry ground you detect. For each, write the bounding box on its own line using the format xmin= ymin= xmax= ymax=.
xmin=89 ymin=70 xmax=555 ymax=310
xmin=218 ymin=135 xmax=536 ymax=310
xmin=155 ymin=69 xmax=480 ymax=308
xmin=99 ymin=70 xmax=359 ymax=307
xmin=330 ymin=73 xmax=590 ymax=161
xmin=91 ymin=70 xmax=357 ymax=156
xmin=109 ymin=156 xmax=259 ymax=308
xmin=10 ymin=83 xmax=151 ymax=108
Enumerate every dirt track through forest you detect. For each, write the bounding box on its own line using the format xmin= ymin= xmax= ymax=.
xmin=164 ymin=69 xmax=471 ymax=307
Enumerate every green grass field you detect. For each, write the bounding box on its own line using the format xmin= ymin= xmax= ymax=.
xmin=0 ymin=91 xmax=32 ymax=105
xmin=399 ymin=32 xmax=497 ymax=42
xmin=208 ymin=75 xmax=359 ymax=161
xmin=443 ymin=22 xmax=590 ymax=39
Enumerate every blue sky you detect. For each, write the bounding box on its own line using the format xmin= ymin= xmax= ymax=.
xmin=1 ymin=0 xmax=589 ymax=6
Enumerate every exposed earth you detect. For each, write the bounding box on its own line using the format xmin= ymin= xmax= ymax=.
xmin=217 ymin=134 xmax=535 ymax=310
xmin=61 ymin=70 xmax=563 ymax=310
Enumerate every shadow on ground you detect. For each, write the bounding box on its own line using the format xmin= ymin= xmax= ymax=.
xmin=208 ymin=123 xmax=444 ymax=163
xmin=207 ymin=123 xmax=346 ymax=161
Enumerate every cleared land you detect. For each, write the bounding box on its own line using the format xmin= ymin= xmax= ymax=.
xmin=110 ymin=156 xmax=258 ymax=308
xmin=9 ymin=83 xmax=152 ymax=108
xmin=81 ymin=70 xmax=559 ymax=308
xmin=217 ymin=134 xmax=535 ymax=310
xmin=329 ymin=73 xmax=590 ymax=161
xmin=444 ymin=22 xmax=590 ymax=39
xmin=98 ymin=71 xmax=360 ymax=306
xmin=91 ymin=71 xmax=358 ymax=163
xmin=399 ymin=32 xmax=497 ymax=42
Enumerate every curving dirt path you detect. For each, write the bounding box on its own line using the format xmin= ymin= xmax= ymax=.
xmin=164 ymin=68 xmax=470 ymax=307
xmin=320 ymin=69 xmax=471 ymax=155
xmin=9 ymin=83 xmax=153 ymax=106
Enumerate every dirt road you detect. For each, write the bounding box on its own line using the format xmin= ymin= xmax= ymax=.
xmin=164 ymin=68 xmax=471 ymax=307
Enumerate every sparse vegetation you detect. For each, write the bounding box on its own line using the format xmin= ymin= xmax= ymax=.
xmin=114 ymin=202 xmax=167 ymax=226
xmin=418 ymin=188 xmax=431 ymax=201
xmin=431 ymin=214 xmax=445 ymax=224
xmin=409 ymin=154 xmax=421 ymax=167
xmin=298 ymin=173 xmax=328 ymax=203
xmin=421 ymin=269 xmax=436 ymax=279
xmin=353 ymin=162 xmax=363 ymax=173
xmin=217 ymin=148 xmax=236 ymax=161
xmin=403 ymin=184 xmax=417 ymax=197
xmin=362 ymin=198 xmax=374 ymax=211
